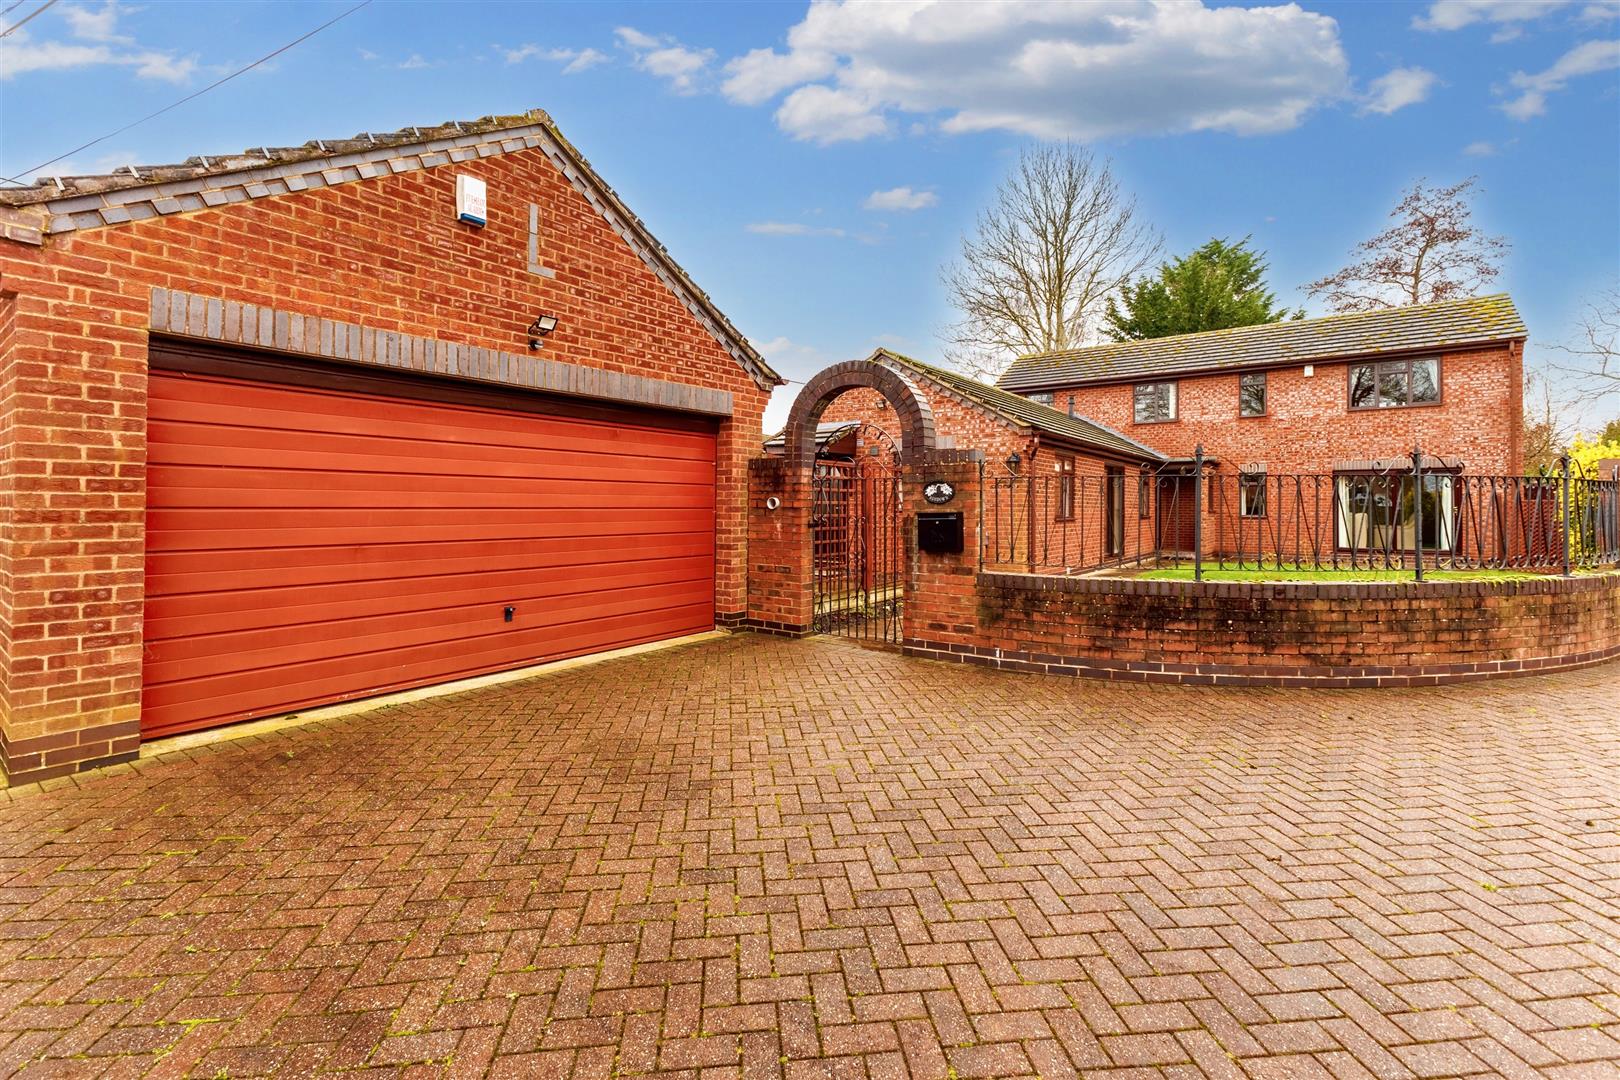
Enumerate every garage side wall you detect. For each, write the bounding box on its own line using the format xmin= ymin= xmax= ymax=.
xmin=0 ymin=142 xmax=769 ymax=784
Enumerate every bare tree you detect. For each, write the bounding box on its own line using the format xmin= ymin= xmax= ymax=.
xmin=1521 ymin=368 xmax=1573 ymax=474
xmin=1306 ymin=177 xmax=1509 ymax=312
xmin=942 ymin=143 xmax=1159 ymax=379
xmin=1549 ymin=289 xmax=1620 ymax=401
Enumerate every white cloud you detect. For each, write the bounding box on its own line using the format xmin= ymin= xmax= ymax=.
xmin=722 ymin=47 xmax=836 ymax=105
xmin=1359 ymin=66 xmax=1440 ymax=114
xmin=615 ymin=26 xmax=662 ymax=51
xmin=0 ymin=37 xmax=112 ymax=78
xmin=560 ymin=47 xmax=608 ymax=74
xmin=615 ymin=26 xmax=713 ymax=94
xmin=502 ymin=44 xmax=609 ymax=73
xmin=776 ymin=84 xmax=889 ymax=144
xmin=1502 ymin=38 xmax=1620 ymax=118
xmin=638 ymin=45 xmax=713 ymax=93
xmin=0 ymin=2 xmax=196 ymax=83
xmin=130 ymin=49 xmax=196 ymax=82
xmin=1462 ymin=139 xmax=1498 ymax=155
xmin=60 ymin=1 xmax=131 ymax=43
xmin=746 ymin=221 xmax=847 ymax=237
xmin=717 ymin=1 xmax=1348 ymax=145
xmin=1415 ymin=1 xmax=1575 ymax=32
xmin=863 ymin=185 xmax=938 ymax=211
xmin=398 ymin=54 xmax=436 ymax=70
xmin=757 ymin=335 xmax=837 ymax=370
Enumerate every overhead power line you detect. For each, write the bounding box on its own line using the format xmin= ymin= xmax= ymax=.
xmin=1 ymin=0 xmax=58 ymax=38
xmin=2 ymin=0 xmax=374 ymax=186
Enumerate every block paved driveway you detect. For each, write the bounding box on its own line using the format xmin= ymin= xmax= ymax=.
xmin=2 ymin=634 xmax=1618 ymax=1080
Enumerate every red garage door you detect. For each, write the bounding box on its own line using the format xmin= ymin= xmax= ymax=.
xmin=142 ymin=356 xmax=717 ymax=738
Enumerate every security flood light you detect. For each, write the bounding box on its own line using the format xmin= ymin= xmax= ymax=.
xmin=528 ymin=313 xmax=559 ymax=349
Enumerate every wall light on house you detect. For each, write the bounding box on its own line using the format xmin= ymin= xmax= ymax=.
xmin=528 ymin=313 xmax=559 ymax=349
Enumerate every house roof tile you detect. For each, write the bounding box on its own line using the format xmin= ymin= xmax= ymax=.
xmin=873 ymin=350 xmax=1164 ymax=462
xmin=997 ymin=294 xmax=1526 ymax=392
xmin=0 ymin=109 xmax=781 ymax=390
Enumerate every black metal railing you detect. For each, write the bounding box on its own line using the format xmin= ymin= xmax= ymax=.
xmin=983 ymin=446 xmax=1620 ymax=579
xmin=984 ymin=468 xmax=1171 ymax=574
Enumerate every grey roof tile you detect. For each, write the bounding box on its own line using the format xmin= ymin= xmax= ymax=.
xmin=999 ymin=294 xmax=1527 ymax=391
xmin=872 ymin=350 xmax=1163 ymax=463
xmin=0 ymin=108 xmax=780 ymax=390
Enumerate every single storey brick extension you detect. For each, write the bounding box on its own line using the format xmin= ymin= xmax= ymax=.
xmin=0 ymin=110 xmax=782 ymax=784
xmin=814 ymin=350 xmax=1170 ymax=565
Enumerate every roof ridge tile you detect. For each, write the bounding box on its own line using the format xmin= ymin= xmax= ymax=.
xmin=0 ymin=107 xmax=781 ymax=391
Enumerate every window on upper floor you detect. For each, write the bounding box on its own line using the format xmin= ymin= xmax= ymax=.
xmin=1240 ymin=372 xmax=1267 ymax=417
xmin=1027 ymin=390 xmax=1055 ymax=406
xmin=1133 ymin=381 xmax=1177 ymax=424
xmin=1349 ymin=357 xmax=1440 ymax=410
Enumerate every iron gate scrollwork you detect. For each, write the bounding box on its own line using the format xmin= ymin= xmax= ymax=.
xmin=810 ymin=424 xmax=904 ymax=644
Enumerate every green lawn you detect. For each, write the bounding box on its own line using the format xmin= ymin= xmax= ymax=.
xmin=1136 ymin=565 xmax=1559 ymax=583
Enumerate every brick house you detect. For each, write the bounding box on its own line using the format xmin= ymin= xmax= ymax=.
xmin=997 ymin=295 xmax=1528 ymax=558
xmin=811 ymin=350 xmax=1167 ymax=569
xmin=0 ymin=110 xmax=781 ymax=783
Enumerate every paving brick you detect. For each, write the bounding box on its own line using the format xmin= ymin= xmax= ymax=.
xmin=0 ymin=634 xmax=1614 ymax=1078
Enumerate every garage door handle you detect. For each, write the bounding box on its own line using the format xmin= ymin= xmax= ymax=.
xmin=504 ymin=606 xmax=515 ymax=623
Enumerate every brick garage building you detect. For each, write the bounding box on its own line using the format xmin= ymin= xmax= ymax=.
xmin=812 ymin=350 xmax=1167 ymax=569
xmin=0 ymin=110 xmax=781 ymax=784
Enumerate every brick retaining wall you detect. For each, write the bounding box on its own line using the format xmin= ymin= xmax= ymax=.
xmin=904 ymin=571 xmax=1620 ymax=687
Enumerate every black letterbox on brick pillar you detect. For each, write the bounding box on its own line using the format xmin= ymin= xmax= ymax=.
xmin=917 ymin=512 xmax=964 ymax=554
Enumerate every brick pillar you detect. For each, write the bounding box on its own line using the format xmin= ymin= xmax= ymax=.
xmin=713 ymin=405 xmax=764 ymax=627
xmin=0 ymin=269 xmax=146 ymax=785
xmin=902 ymin=452 xmax=984 ymax=652
xmin=745 ymin=457 xmax=813 ymax=635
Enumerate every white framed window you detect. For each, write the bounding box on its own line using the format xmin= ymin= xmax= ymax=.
xmin=1334 ymin=473 xmax=1455 ymax=550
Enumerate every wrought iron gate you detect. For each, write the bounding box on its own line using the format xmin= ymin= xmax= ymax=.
xmin=811 ymin=430 xmax=904 ymax=645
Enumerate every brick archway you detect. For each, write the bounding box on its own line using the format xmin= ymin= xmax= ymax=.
xmin=784 ymin=359 xmax=936 ymax=470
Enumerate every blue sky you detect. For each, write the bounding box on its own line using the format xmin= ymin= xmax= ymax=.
xmin=3 ymin=0 xmax=1617 ymax=433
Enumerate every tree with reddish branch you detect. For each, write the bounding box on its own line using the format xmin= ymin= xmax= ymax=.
xmin=1306 ymin=177 xmax=1509 ymax=312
